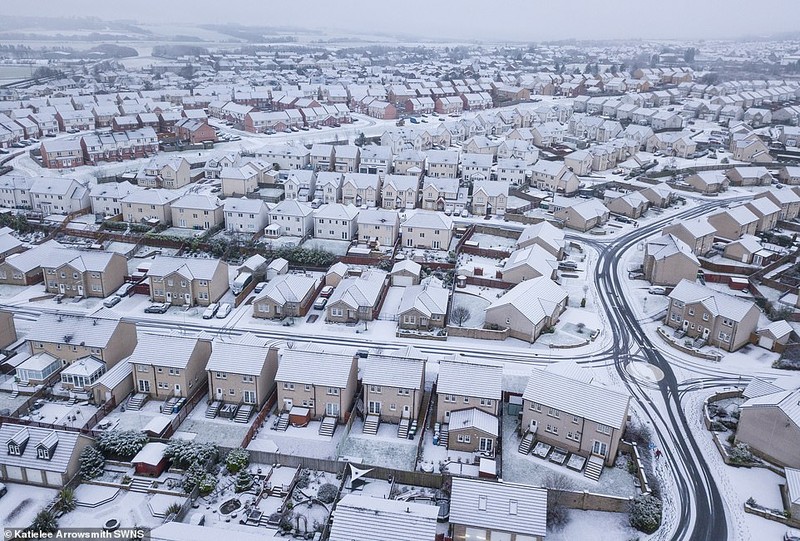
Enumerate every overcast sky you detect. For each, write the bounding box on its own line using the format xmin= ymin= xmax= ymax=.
xmin=3 ymin=0 xmax=800 ymax=42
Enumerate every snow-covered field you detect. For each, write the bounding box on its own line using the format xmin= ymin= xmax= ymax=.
xmin=0 ymin=483 xmax=57 ymax=529
xmin=548 ymin=510 xmax=642 ymax=541
xmin=450 ymin=291 xmax=490 ymax=328
xmin=338 ymin=417 xmax=418 ymax=470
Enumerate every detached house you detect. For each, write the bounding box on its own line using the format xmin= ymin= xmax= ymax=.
xmin=29 ymin=177 xmax=90 ymax=215
xmin=553 ymin=198 xmax=610 ymax=232
xmin=275 ymin=348 xmax=358 ymax=423
xmin=665 ymin=279 xmax=760 ymax=352
xmin=316 ymin=172 xmax=344 ymax=204
xmin=147 ymin=256 xmax=229 ymax=307
xmin=223 ymin=197 xmax=270 ymax=235
xmin=515 ymin=221 xmax=565 ymax=259
xmin=604 ymin=191 xmax=649 ymax=219
xmin=707 ymin=207 xmax=759 ymax=240
xmin=382 ymin=174 xmax=420 ymax=210
xmin=397 ymin=284 xmax=449 ymax=331
xmin=484 ymin=277 xmax=568 ymax=343
xmin=314 ymin=203 xmax=359 ymax=240
xmin=284 ymin=170 xmax=317 ymax=202
xmin=737 ymin=383 xmax=800 ymax=468
xmin=436 ymin=358 xmax=503 ymax=454
xmin=521 ymin=364 xmax=631 ymax=468
xmin=401 ymin=211 xmax=454 ymax=250
xmin=643 ymin=234 xmax=700 ymax=287
xmin=421 ymin=176 xmax=461 ymax=211
xmin=206 ymin=336 xmax=279 ymax=416
xmin=358 ymin=146 xmax=393 ymax=175
xmin=42 ymin=248 xmax=127 ymax=298
xmin=342 ymin=173 xmax=382 ymax=207
xmin=267 ymin=200 xmax=314 ymax=237
xmin=334 ymin=145 xmax=361 ymax=173
xmin=362 ymin=350 xmax=426 ymax=430
xmin=121 ymin=189 xmax=179 ymax=225
xmin=171 ymin=194 xmax=223 ymax=230
xmin=326 ymin=270 xmax=388 ymax=323
xmin=530 ymin=161 xmax=579 ymax=195
xmin=471 ymin=180 xmax=509 ymax=216
xmin=358 ymin=208 xmax=400 ymax=247
xmin=129 ymin=334 xmax=211 ymax=400
xmin=89 ymin=181 xmax=139 ymax=217
xmin=253 ymin=273 xmax=321 ymax=319
xmin=426 ymin=150 xmax=460 ymax=178
xmin=26 ymin=314 xmax=137 ymax=368
xmin=663 ymin=217 xmax=716 ymax=256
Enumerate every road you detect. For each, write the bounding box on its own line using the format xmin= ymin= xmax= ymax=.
xmin=588 ymin=200 xmax=735 ymax=541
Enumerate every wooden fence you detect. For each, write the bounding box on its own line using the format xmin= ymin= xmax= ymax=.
xmin=241 ymin=386 xmax=278 ymax=448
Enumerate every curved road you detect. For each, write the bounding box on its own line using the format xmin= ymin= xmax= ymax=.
xmin=587 ymin=200 xmax=737 ymax=541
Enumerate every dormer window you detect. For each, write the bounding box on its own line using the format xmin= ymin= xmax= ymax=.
xmin=36 ymin=431 xmax=59 ymax=461
xmin=7 ymin=426 xmax=30 ymax=456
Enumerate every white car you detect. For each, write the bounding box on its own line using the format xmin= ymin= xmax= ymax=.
xmin=648 ymin=286 xmax=667 ymax=295
xmin=103 ymin=295 xmax=122 ymax=308
xmin=254 ymin=282 xmax=268 ymax=293
xmin=215 ymin=303 xmax=232 ymax=319
xmin=202 ymin=303 xmax=219 ymax=319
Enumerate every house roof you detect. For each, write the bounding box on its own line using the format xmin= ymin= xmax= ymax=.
xmin=667 ymin=217 xmax=717 ymax=238
xmin=383 ymin=174 xmax=419 ymax=192
xmin=402 ymin=210 xmax=453 ymax=230
xmin=223 ymin=197 xmax=267 ymax=214
xmin=363 ymin=355 xmax=424 ymax=390
xmin=0 ymin=423 xmax=85 ymax=473
xmin=329 ymin=494 xmax=438 ymax=541
xmin=740 ymin=388 xmax=800 ymax=430
xmin=391 ymin=259 xmax=421 ymax=276
xmin=668 ymin=279 xmax=756 ymax=322
xmin=449 ymin=478 xmax=547 ymax=538
xmin=758 ymin=319 xmax=794 ymax=341
xmin=473 ymin=180 xmax=509 ymax=197
xmin=437 ymin=357 xmax=502 ymax=400
xmin=148 ymin=255 xmax=225 ymax=281
xmin=486 ymin=276 xmax=568 ymax=326
xmin=271 ymin=199 xmax=313 ymax=218
xmin=516 ymin=221 xmax=565 ymax=252
xmin=504 ymin=245 xmax=558 ymax=277
xmin=646 ymin=234 xmax=700 ymax=264
xmin=276 ymin=349 xmax=354 ymax=387
xmin=314 ymin=203 xmax=359 ymax=221
xmin=131 ymin=442 xmax=168 ymax=466
xmin=173 ymin=193 xmax=222 ymax=211
xmin=448 ymin=407 xmax=499 ymax=436
xmin=92 ymin=359 xmax=132 ymax=390
xmin=206 ymin=341 xmax=270 ymax=376
xmin=523 ymin=367 xmax=630 ymax=428
xmin=255 ymin=273 xmax=319 ymax=306
xmin=786 ymin=468 xmax=800 ymax=505
xmin=328 ymin=271 xmax=387 ymax=310
xmin=398 ymin=284 xmax=449 ymax=318
xmin=128 ymin=334 xmax=203 ymax=369
xmin=27 ymin=314 xmax=124 ymax=349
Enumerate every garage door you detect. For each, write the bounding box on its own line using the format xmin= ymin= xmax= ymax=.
xmin=393 ymin=275 xmax=414 ymax=287
xmin=759 ymin=336 xmax=774 ymax=350
xmin=5 ymin=466 xmax=23 ymax=481
xmin=45 ymin=471 xmax=62 ymax=487
xmin=25 ymin=468 xmax=43 ymax=485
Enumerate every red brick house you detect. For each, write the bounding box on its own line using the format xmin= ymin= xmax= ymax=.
xmin=174 ymin=119 xmax=215 ymax=144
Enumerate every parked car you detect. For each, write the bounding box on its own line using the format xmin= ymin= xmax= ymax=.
xmin=103 ymin=295 xmax=122 ymax=308
xmin=202 ymin=303 xmax=220 ymax=319
xmin=253 ymin=281 xmax=268 ymax=293
xmin=144 ymin=303 xmax=169 ymax=314
xmin=320 ymin=285 xmax=335 ymax=298
xmin=313 ymin=298 xmax=327 ymax=310
xmin=215 ymin=303 xmax=232 ymax=319
xmin=559 ymin=260 xmax=578 ymax=270
xmin=0 ymin=482 xmax=6 ymax=498
xmin=648 ymin=286 xmax=667 ymax=295
xmin=355 ymin=349 xmax=370 ymax=359
xmin=114 ymin=282 xmax=135 ymax=297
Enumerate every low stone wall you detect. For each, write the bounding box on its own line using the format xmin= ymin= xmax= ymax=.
xmin=446 ymin=325 xmax=508 ymax=340
xmin=702 ymin=388 xmax=744 ymax=430
xmin=656 ymin=326 xmax=722 ymax=362
xmin=396 ymin=330 xmax=447 ymax=341
xmin=548 ymin=339 xmax=590 ymax=349
xmin=555 ymin=489 xmax=632 ymax=513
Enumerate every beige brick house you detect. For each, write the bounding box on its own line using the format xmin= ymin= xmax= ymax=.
xmin=147 ymin=256 xmax=229 ymax=307
xmin=130 ymin=334 xmax=211 ymax=399
xmin=121 ymin=189 xmax=180 ymax=225
xmin=358 ymin=208 xmax=400 ymax=247
xmin=362 ymin=351 xmax=425 ymax=424
xmin=0 ymin=241 xmax=64 ymax=286
xmin=515 ymin=221 xmax=565 ymax=259
xmin=707 ymin=207 xmax=759 ymax=241
xmin=435 ymin=358 xmax=503 ymax=426
xmin=252 ymin=274 xmax=320 ymax=319
xmin=42 ymin=248 xmax=127 ymax=298
xmin=736 ymin=380 xmax=800 ymax=468
xmin=744 ymin=198 xmax=781 ymax=233
xmin=275 ymin=347 xmax=358 ymax=422
xmin=381 ymin=174 xmax=420 ymax=210
xmin=206 ymin=335 xmax=279 ymax=410
xmin=171 ymin=194 xmax=224 ymax=230
xmin=397 ymin=284 xmax=449 ymax=331
xmin=662 ymin=217 xmax=716 ymax=256
xmin=665 ymin=280 xmax=760 ymax=352
xmin=643 ymin=234 xmax=700 ymax=287
xmin=754 ymin=189 xmax=800 ymax=221
xmin=484 ymin=277 xmax=568 ymax=344
xmin=326 ymin=270 xmax=388 ymax=323
xmin=521 ymin=364 xmax=630 ymax=467
xmin=0 ymin=310 xmax=16 ymax=349
xmin=26 ymin=314 xmax=137 ymax=369
xmin=401 ymin=211 xmax=454 ymax=250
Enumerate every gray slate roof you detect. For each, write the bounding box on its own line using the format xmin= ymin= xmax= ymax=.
xmin=449 ymin=478 xmax=547 ymax=537
xmin=437 ymin=357 xmax=502 ymax=400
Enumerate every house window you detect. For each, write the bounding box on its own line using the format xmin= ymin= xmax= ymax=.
xmin=216 ymin=372 xmax=227 ymax=379
xmin=304 ymin=384 xmax=311 ymax=391
xmin=478 ymin=495 xmax=487 ymax=511
xmin=702 ymin=313 xmax=709 ymax=322
xmin=8 ymin=443 xmax=20 ymax=456
xmin=283 ymin=382 xmax=295 ymax=390
xmin=37 ymin=448 xmax=49 ymax=460
xmin=463 ymin=397 xmax=470 ymax=404
xmin=546 ymin=424 xmax=559 ymax=435
xmin=573 ymin=415 xmax=580 ymax=424
xmin=597 ymin=424 xmax=612 ymax=435
xmin=370 ymin=385 xmax=382 ymax=393
xmin=327 ymin=387 xmax=340 ymax=396
xmin=547 ymin=408 xmax=560 ymax=418
xmin=529 ymin=402 xmax=542 ymax=412
xmin=479 ymin=398 xmax=493 ymax=407
xmin=688 ymin=308 xmax=694 ymax=316
xmin=718 ymin=332 xmax=730 ymax=343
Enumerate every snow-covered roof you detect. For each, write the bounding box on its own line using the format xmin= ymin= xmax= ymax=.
xmin=516 ymin=221 xmax=565 ymax=252
xmin=646 ymin=234 xmax=699 ymax=264
xmin=363 ymin=355 xmax=424 ymax=390
xmin=668 ymin=280 xmax=756 ymax=322
xmin=402 ymin=210 xmax=453 ymax=230
xmin=0 ymin=423 xmax=84 ymax=473
xmin=437 ymin=357 xmax=502 ymax=400
xmin=276 ymin=349 xmax=354 ymax=388
xmin=255 ymin=274 xmax=319 ymax=306
xmin=523 ymin=367 xmax=630 ymax=428
xmin=740 ymin=388 xmax=800 ymax=430
xmin=131 ymin=442 xmax=168 ymax=466
xmin=148 ymin=255 xmax=224 ymax=281
xmin=391 ymin=259 xmax=421 ymax=275
xmin=27 ymin=314 xmax=124 ymax=349
xmin=128 ymin=334 xmax=203 ymax=369
xmin=504 ymin=245 xmax=558 ymax=277
xmin=328 ymin=271 xmax=386 ymax=310
xmin=398 ymin=284 xmax=449 ymax=317
xmin=206 ymin=341 xmax=270 ymax=376
xmin=329 ymin=494 xmax=438 ymax=541
xmin=486 ymin=276 xmax=568 ymax=326
xmin=449 ymin=478 xmax=547 ymax=538
xmin=314 ymin=203 xmax=359 ymax=221
xmin=448 ymin=407 xmax=499 ymax=436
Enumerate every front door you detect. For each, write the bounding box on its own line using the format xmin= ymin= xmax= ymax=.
xmin=702 ymin=327 xmax=710 ymax=339
xmin=138 ymin=379 xmax=150 ymax=393
xmin=283 ymin=398 xmax=293 ymax=411
xmin=403 ymin=405 xmax=410 ymax=417
xmin=59 ymin=284 xmax=66 ymax=294
xmin=166 ymin=292 xmax=172 ymax=302
xmin=592 ymin=440 xmax=608 ymax=457
xmin=77 ymin=285 xmax=83 ymax=296
xmin=444 ymin=409 xmax=451 ymax=422
xmin=174 ymin=384 xmax=181 ymax=396
xmin=216 ymin=388 xmax=223 ymax=400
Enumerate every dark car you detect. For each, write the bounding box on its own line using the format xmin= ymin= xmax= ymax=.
xmin=144 ymin=303 xmax=169 ymax=314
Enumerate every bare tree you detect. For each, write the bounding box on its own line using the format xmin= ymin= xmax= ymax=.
xmin=542 ymin=472 xmax=576 ymax=529
xmin=450 ymin=306 xmax=471 ymax=327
